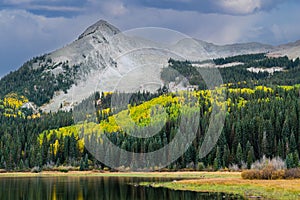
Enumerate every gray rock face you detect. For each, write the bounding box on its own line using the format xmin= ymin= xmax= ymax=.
xmin=268 ymin=40 xmax=300 ymax=59
xmin=23 ymin=20 xmax=287 ymax=112
xmin=78 ymin=20 xmax=121 ymax=40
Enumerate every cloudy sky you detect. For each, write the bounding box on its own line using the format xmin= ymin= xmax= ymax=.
xmin=0 ymin=0 xmax=299 ymax=77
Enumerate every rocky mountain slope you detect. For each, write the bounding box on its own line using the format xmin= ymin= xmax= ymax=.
xmin=268 ymin=40 xmax=300 ymax=59
xmin=1 ymin=19 xmax=297 ymax=112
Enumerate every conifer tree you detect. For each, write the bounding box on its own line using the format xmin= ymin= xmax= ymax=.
xmin=236 ymin=143 xmax=243 ymax=167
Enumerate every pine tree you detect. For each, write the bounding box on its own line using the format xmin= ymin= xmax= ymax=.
xmin=277 ymin=140 xmax=284 ymax=158
xmin=222 ymin=144 xmax=230 ymax=168
xmin=293 ymin=151 xmax=299 ymax=168
xmin=286 ymin=153 xmax=294 ymax=169
xmin=24 ymin=159 xmax=29 ymax=169
xmin=79 ymin=158 xmax=85 ymax=171
xmin=247 ymin=146 xmax=255 ymax=169
xmin=265 ymin=120 xmax=274 ymax=157
xmin=0 ymin=156 xmax=5 ymax=169
xmin=63 ymin=136 xmax=69 ymax=163
xmin=84 ymin=154 xmax=89 ymax=169
xmin=69 ymin=133 xmax=78 ymax=160
xmin=19 ymin=159 xmax=24 ymax=171
xmin=289 ymin=132 xmax=297 ymax=153
xmin=245 ymin=141 xmax=251 ymax=161
xmin=236 ymin=143 xmax=243 ymax=167
xmin=261 ymin=131 xmax=267 ymax=156
xmin=212 ymin=146 xmax=221 ymax=171
xmin=37 ymin=152 xmax=43 ymax=167
xmin=282 ymin=119 xmax=290 ymax=139
xmin=56 ymin=158 xmax=60 ymax=167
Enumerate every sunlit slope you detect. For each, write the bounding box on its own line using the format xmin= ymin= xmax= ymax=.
xmin=39 ymin=84 xmax=300 ymax=151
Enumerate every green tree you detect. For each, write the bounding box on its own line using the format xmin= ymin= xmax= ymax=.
xmin=79 ymin=158 xmax=85 ymax=171
xmin=236 ymin=143 xmax=243 ymax=167
xmin=286 ymin=153 xmax=294 ymax=169
xmin=289 ymin=133 xmax=297 ymax=153
xmin=293 ymin=151 xmax=299 ymax=167
xmin=247 ymin=146 xmax=255 ymax=169
xmin=222 ymin=144 xmax=230 ymax=168
xmin=213 ymin=146 xmax=221 ymax=170
xmin=84 ymin=154 xmax=89 ymax=169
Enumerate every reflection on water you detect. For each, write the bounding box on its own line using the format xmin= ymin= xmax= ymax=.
xmin=0 ymin=176 xmax=244 ymax=200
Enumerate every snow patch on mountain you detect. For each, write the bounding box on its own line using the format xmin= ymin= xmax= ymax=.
xmin=23 ymin=20 xmax=276 ymax=112
xmin=268 ymin=40 xmax=300 ymax=59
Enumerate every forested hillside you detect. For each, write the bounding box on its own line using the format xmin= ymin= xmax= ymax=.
xmin=0 ymin=55 xmax=80 ymax=106
xmin=0 ymin=53 xmax=299 ymax=172
xmin=0 ymin=85 xmax=299 ymax=171
xmin=162 ymin=54 xmax=300 ymax=89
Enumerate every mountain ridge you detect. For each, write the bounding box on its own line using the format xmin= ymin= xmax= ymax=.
xmin=78 ymin=20 xmax=121 ymax=40
xmin=0 ymin=19 xmax=299 ymax=112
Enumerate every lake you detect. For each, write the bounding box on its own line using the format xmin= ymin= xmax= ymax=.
xmin=0 ymin=176 xmax=245 ymax=199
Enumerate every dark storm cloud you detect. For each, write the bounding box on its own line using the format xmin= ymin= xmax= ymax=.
xmin=122 ymin=0 xmax=287 ymax=15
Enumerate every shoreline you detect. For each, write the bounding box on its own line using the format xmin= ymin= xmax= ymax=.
xmin=144 ymin=178 xmax=300 ymax=200
xmin=0 ymin=171 xmax=240 ymax=178
xmin=0 ymin=171 xmax=299 ymax=199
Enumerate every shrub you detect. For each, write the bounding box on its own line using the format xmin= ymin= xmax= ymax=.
xmin=197 ymin=162 xmax=205 ymax=171
xmin=59 ymin=168 xmax=69 ymax=173
xmin=43 ymin=162 xmax=55 ymax=171
xmin=241 ymin=161 xmax=248 ymax=170
xmin=229 ymin=164 xmax=240 ymax=172
xmin=103 ymin=167 xmax=110 ymax=171
xmin=56 ymin=166 xmax=79 ymax=172
xmin=241 ymin=170 xmax=260 ymax=179
xmin=31 ymin=166 xmax=42 ymax=173
xmin=284 ymin=168 xmax=300 ymax=179
xmin=260 ymin=165 xmax=276 ymax=179
xmin=271 ymin=170 xmax=285 ymax=179
xmin=220 ymin=167 xmax=230 ymax=172
xmin=242 ymin=168 xmax=285 ymax=180
xmin=242 ymin=167 xmax=300 ymax=180
xmin=251 ymin=156 xmax=285 ymax=170
xmin=242 ymin=156 xmax=290 ymax=180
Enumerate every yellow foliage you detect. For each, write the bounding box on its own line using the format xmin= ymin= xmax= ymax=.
xmin=38 ymin=83 xmax=300 ymax=154
xmin=0 ymin=93 xmax=29 ymax=118
xmin=228 ymin=87 xmax=256 ymax=95
xmin=237 ymin=97 xmax=247 ymax=108
xmin=4 ymin=113 xmax=17 ymax=118
xmin=101 ymin=108 xmax=111 ymax=115
xmin=278 ymin=85 xmax=300 ymax=91
xmin=129 ymin=95 xmax=178 ymax=124
xmin=99 ymin=95 xmax=182 ymax=133
xmin=257 ymin=98 xmax=270 ymax=103
xmin=78 ymin=139 xmax=85 ymax=153
xmin=53 ymin=140 xmax=59 ymax=156
xmin=103 ymin=92 xmax=113 ymax=97
xmin=255 ymin=86 xmax=273 ymax=93
xmin=101 ymin=117 xmax=119 ymax=133
xmin=39 ymin=93 xmax=197 ymax=147
xmin=39 ymin=122 xmax=103 ymax=152
xmin=3 ymin=93 xmax=28 ymax=109
xmin=31 ymin=113 xmax=41 ymax=119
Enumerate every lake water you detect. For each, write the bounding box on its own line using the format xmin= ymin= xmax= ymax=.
xmin=0 ymin=176 xmax=245 ymax=199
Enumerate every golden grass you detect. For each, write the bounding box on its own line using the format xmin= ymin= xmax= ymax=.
xmin=180 ymin=177 xmax=300 ymax=191
xmin=147 ymin=176 xmax=300 ymax=199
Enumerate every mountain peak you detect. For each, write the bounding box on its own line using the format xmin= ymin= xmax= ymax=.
xmin=78 ymin=20 xmax=121 ymax=40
